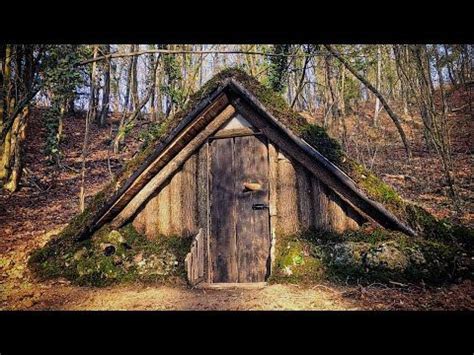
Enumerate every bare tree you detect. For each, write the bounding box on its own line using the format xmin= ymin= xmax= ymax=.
xmin=324 ymin=44 xmax=412 ymax=160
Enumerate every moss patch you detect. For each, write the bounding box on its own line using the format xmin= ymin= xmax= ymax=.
xmin=298 ymin=124 xmax=344 ymax=165
xmin=271 ymin=226 xmax=473 ymax=285
xmin=269 ymin=232 xmax=326 ymax=284
xmin=29 ymin=224 xmax=193 ymax=287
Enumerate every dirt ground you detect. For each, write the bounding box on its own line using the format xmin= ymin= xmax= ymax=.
xmin=1 ymin=86 xmax=473 ymax=311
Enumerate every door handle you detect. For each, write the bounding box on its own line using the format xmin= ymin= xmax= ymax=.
xmin=252 ymin=203 xmax=269 ymax=210
xmin=243 ymin=182 xmax=262 ymax=192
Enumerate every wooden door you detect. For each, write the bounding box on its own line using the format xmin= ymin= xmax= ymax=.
xmin=209 ymin=135 xmax=271 ymax=283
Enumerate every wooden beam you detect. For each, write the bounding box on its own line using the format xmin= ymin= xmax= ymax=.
xmin=111 ymin=104 xmax=236 ymax=227
xmin=210 ymin=127 xmax=260 ymax=139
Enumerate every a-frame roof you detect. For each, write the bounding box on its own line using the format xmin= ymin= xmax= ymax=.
xmin=74 ymin=69 xmax=416 ymax=241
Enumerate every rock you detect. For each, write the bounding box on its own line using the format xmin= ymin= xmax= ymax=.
xmin=332 ymin=242 xmax=370 ymax=268
xmin=406 ymin=247 xmax=426 ymax=265
xmin=365 ymin=241 xmax=409 ymax=271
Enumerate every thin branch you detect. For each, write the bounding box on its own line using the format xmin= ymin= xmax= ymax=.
xmin=76 ymin=49 xmax=336 ymax=66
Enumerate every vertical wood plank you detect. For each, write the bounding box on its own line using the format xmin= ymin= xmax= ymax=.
xmin=169 ymin=170 xmax=183 ymax=235
xmin=268 ymin=143 xmax=278 ymax=275
xmin=234 ymin=135 xmax=270 ymax=282
xmin=210 ymin=138 xmax=238 ymax=282
xmin=157 ymin=182 xmax=171 ymax=236
xmin=295 ymin=164 xmax=314 ymax=230
xmin=197 ymin=232 xmax=204 ymax=278
xmin=144 ymin=194 xmax=160 ymax=238
xmin=197 ymin=143 xmax=209 ymax=282
xmin=328 ymin=191 xmax=347 ymax=233
xmin=181 ymin=153 xmax=198 ymax=237
xmin=311 ymin=177 xmax=330 ymax=230
xmin=277 ymin=151 xmax=299 ymax=235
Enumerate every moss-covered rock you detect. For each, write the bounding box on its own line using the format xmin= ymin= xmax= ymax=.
xmin=269 ymin=233 xmax=326 ymax=284
xmin=29 ymin=224 xmax=192 ymax=287
xmin=271 ymin=226 xmax=473 ymax=285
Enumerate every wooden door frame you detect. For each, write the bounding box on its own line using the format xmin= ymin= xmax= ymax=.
xmin=205 ymin=132 xmax=274 ymax=284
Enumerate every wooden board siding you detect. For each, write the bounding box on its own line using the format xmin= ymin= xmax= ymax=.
xmin=112 ymin=104 xmax=236 ymax=228
xmin=181 ymin=154 xmax=198 ymax=237
xmin=133 ymin=139 xmax=365 ymax=241
xmin=275 ymin=149 xmax=365 ymax=235
xmin=132 ymin=153 xmax=201 ymax=238
xmin=295 ymin=163 xmax=314 ymax=230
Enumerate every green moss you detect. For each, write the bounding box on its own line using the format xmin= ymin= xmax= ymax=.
xmin=29 ymin=224 xmax=193 ymax=287
xmin=405 ymin=204 xmax=474 ymax=249
xmin=298 ymin=124 xmax=344 ymax=165
xmin=346 ymin=160 xmax=404 ymax=208
xmin=270 ymin=226 xmax=472 ymax=286
xmin=269 ymin=232 xmax=327 ymax=284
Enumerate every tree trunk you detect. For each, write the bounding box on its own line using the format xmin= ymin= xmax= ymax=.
xmin=374 ymin=45 xmax=382 ymax=126
xmin=98 ymin=45 xmax=111 ymax=127
xmin=89 ymin=46 xmax=99 ymax=123
xmin=324 ymin=44 xmax=412 ymax=160
xmin=130 ymin=44 xmax=139 ymax=116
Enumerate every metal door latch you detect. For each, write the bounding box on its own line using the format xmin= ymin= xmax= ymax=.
xmin=252 ymin=203 xmax=269 ymax=210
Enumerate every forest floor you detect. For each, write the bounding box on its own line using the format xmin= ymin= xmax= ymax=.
xmin=1 ymin=86 xmax=473 ymax=310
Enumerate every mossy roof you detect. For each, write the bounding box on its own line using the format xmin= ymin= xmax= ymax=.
xmin=57 ymin=68 xmax=427 ymax=244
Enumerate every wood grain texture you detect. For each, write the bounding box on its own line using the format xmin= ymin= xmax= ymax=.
xmin=277 ymin=151 xmax=299 ymax=235
xmin=311 ymin=176 xmax=330 ymax=230
xmin=328 ymin=191 xmax=347 ymax=233
xmin=197 ymin=143 xmax=210 ymax=282
xmin=144 ymin=192 xmax=161 ymax=238
xmin=157 ymin=182 xmax=171 ymax=236
xmin=181 ymin=154 xmax=198 ymax=237
xmin=295 ymin=164 xmax=314 ymax=230
xmin=185 ymin=229 xmax=204 ymax=285
xmin=268 ymin=143 xmax=278 ymax=275
xmin=230 ymin=98 xmax=389 ymax=231
xmin=169 ymin=170 xmax=183 ymax=235
xmin=234 ymin=135 xmax=270 ymax=282
xmin=96 ymin=93 xmax=230 ymax=229
xmin=210 ymin=138 xmax=238 ymax=282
